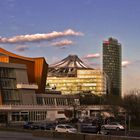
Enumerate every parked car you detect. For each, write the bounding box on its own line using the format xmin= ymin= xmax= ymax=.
xmin=81 ymin=123 xmax=98 ymax=134
xmin=23 ymin=122 xmax=40 ymax=130
xmin=81 ymin=123 xmax=109 ymax=135
xmin=101 ymin=122 xmax=125 ymax=131
xmin=55 ymin=124 xmax=77 ymax=133
xmin=23 ymin=122 xmax=33 ymax=129
xmin=30 ymin=122 xmax=41 ymax=130
xmin=40 ymin=123 xmax=56 ymax=130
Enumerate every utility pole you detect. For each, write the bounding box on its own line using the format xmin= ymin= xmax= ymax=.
xmin=128 ymin=115 xmax=131 ymax=131
xmin=100 ymin=95 xmax=101 ymax=113
xmin=125 ymin=112 xmax=127 ymax=136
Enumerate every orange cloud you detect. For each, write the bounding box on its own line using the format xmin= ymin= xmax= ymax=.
xmin=122 ymin=61 xmax=131 ymax=67
xmin=83 ymin=53 xmax=100 ymax=59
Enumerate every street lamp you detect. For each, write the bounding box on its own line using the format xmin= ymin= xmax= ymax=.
xmin=99 ymin=95 xmax=102 ymax=113
xmin=128 ymin=115 xmax=131 ymax=131
xmin=125 ymin=112 xmax=127 ymax=136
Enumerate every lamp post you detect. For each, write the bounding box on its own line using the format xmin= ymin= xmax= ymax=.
xmin=99 ymin=91 xmax=104 ymax=115
xmin=99 ymin=95 xmax=102 ymax=113
xmin=71 ymin=99 xmax=79 ymax=120
xmin=128 ymin=115 xmax=131 ymax=132
xmin=125 ymin=112 xmax=127 ymax=136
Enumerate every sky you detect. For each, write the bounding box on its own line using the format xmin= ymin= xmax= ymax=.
xmin=0 ymin=0 xmax=140 ymax=94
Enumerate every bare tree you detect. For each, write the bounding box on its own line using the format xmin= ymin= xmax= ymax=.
xmin=122 ymin=89 xmax=140 ymax=126
xmin=103 ymin=94 xmax=122 ymax=119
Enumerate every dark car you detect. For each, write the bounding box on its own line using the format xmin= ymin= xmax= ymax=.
xmin=23 ymin=122 xmax=40 ymax=130
xmin=23 ymin=122 xmax=33 ymax=129
xmin=30 ymin=122 xmax=41 ymax=130
xmin=81 ymin=123 xmax=98 ymax=134
xmin=81 ymin=123 xmax=109 ymax=135
xmin=40 ymin=123 xmax=56 ymax=130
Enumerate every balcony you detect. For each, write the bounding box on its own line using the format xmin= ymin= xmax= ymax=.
xmin=16 ymin=83 xmax=38 ymax=89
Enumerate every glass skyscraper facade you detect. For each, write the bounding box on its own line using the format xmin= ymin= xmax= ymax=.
xmin=103 ymin=38 xmax=122 ymax=96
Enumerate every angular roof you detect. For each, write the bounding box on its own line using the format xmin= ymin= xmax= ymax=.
xmin=0 ymin=47 xmax=48 ymax=94
xmin=48 ymin=55 xmax=92 ymax=77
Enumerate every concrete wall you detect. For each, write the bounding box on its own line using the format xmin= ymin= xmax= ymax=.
xmin=46 ymin=110 xmax=66 ymax=121
xmin=20 ymin=91 xmax=37 ymax=105
xmin=33 ymin=131 xmax=140 ymax=140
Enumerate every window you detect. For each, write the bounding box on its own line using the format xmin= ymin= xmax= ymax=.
xmin=58 ymin=125 xmax=65 ymax=129
xmin=57 ymin=111 xmax=64 ymax=114
xmin=37 ymin=97 xmax=43 ymax=105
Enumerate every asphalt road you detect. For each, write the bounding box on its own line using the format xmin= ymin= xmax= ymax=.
xmin=0 ymin=131 xmax=62 ymax=140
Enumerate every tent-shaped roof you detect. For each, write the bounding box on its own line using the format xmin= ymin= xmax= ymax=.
xmin=48 ymin=55 xmax=93 ymax=77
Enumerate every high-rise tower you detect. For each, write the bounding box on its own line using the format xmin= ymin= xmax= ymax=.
xmin=103 ymin=37 xmax=122 ymax=96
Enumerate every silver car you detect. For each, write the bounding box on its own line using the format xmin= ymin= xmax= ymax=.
xmin=55 ymin=124 xmax=77 ymax=133
xmin=101 ymin=122 xmax=124 ymax=131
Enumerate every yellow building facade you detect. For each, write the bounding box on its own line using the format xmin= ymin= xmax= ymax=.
xmin=47 ymin=69 xmax=106 ymax=95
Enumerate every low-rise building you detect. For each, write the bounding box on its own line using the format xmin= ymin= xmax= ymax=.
xmin=0 ymin=48 xmax=81 ymax=124
xmin=47 ymin=55 xmax=107 ymax=95
xmin=0 ymin=61 xmax=80 ymax=124
xmin=48 ymin=69 xmax=106 ymax=95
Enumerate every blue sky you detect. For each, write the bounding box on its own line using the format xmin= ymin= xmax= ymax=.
xmin=0 ymin=0 xmax=140 ymax=93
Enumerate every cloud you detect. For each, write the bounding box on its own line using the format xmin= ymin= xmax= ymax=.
xmin=82 ymin=53 xmax=100 ymax=59
xmin=14 ymin=45 xmax=29 ymax=52
xmin=88 ymin=62 xmax=100 ymax=68
xmin=122 ymin=61 xmax=131 ymax=67
xmin=0 ymin=29 xmax=83 ymax=44
xmin=50 ymin=39 xmax=74 ymax=47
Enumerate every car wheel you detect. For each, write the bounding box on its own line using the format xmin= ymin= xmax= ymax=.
xmin=116 ymin=127 xmax=120 ymax=131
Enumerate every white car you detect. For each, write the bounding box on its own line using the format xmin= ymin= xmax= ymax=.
xmin=101 ymin=122 xmax=125 ymax=131
xmin=55 ymin=124 xmax=77 ymax=133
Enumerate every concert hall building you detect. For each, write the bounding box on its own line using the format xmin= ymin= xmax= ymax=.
xmin=0 ymin=48 xmax=79 ymax=124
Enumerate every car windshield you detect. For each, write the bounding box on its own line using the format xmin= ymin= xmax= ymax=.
xmin=65 ymin=125 xmax=73 ymax=129
xmin=56 ymin=118 xmax=66 ymax=121
xmin=33 ymin=122 xmax=40 ymax=125
xmin=110 ymin=122 xmax=119 ymax=125
xmin=47 ymin=124 xmax=54 ymax=126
